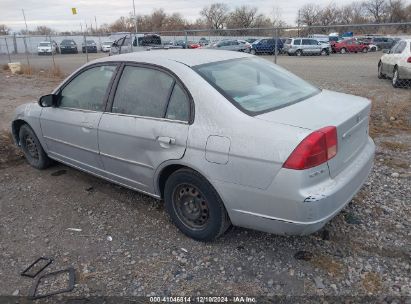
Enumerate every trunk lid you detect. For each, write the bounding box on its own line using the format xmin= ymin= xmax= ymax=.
xmin=256 ymin=90 xmax=371 ymax=178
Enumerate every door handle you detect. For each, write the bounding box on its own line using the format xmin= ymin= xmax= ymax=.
xmin=157 ymin=136 xmax=176 ymax=147
xmin=81 ymin=122 xmax=93 ymax=129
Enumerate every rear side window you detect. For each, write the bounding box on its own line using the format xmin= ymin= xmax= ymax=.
xmin=285 ymin=39 xmax=292 ymax=44
xmin=112 ymin=66 xmax=174 ymax=118
xmin=293 ymin=39 xmax=301 ymax=45
xmin=166 ymin=83 xmax=190 ymax=122
xmin=394 ymin=41 xmax=406 ymax=54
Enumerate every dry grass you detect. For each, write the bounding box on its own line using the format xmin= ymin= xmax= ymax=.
xmin=47 ymin=65 xmax=64 ymax=78
xmin=0 ymin=131 xmax=24 ymax=169
xmin=361 ymin=272 xmax=382 ymax=294
xmin=2 ymin=64 xmax=9 ymax=71
xmin=18 ymin=64 xmax=36 ymax=76
xmin=310 ymin=255 xmax=344 ymax=278
xmin=380 ymin=141 xmax=409 ymax=151
xmin=381 ymin=157 xmax=410 ymax=169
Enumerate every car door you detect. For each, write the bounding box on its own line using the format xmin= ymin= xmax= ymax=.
xmin=383 ymin=42 xmax=401 ymax=76
xmin=98 ymin=64 xmax=191 ymax=194
xmin=310 ymin=39 xmax=321 ymax=53
xmin=40 ymin=64 xmax=118 ymax=174
xmin=301 ymin=39 xmax=312 ymax=54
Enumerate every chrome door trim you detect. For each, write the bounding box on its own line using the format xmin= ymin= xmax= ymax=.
xmin=43 ymin=136 xmax=99 ymax=154
xmin=100 ymin=152 xmax=154 ymax=169
xmin=103 ymin=112 xmax=189 ymax=125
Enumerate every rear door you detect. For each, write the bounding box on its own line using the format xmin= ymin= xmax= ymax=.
xmin=301 ymin=39 xmax=312 ymax=54
xmin=98 ymin=64 xmax=191 ymax=194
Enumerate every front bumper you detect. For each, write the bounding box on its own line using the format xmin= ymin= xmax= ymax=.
xmin=214 ymin=137 xmax=375 ymax=236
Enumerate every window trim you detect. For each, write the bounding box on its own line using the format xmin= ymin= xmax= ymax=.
xmin=54 ymin=62 xmax=121 ymax=112
xmin=107 ymin=62 xmax=195 ymax=124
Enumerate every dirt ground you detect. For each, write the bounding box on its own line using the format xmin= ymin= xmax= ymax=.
xmin=0 ymin=53 xmax=410 ymax=301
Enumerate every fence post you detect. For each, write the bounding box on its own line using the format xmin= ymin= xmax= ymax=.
xmin=12 ymin=33 xmax=17 ymax=54
xmin=4 ymin=38 xmax=11 ymax=63
xmin=83 ymin=33 xmax=89 ymax=62
xmin=23 ymin=37 xmax=30 ymax=67
xmin=184 ymin=31 xmax=188 ymax=49
xmin=274 ymin=28 xmax=278 ymax=64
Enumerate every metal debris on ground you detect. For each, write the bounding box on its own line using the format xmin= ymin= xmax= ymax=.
xmin=21 ymin=257 xmax=53 ymax=278
xmin=29 ymin=267 xmax=76 ymax=299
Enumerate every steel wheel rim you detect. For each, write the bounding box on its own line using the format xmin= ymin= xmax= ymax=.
xmin=24 ymin=135 xmax=39 ymax=159
xmin=172 ymin=184 xmax=210 ymax=230
xmin=393 ymin=70 xmax=398 ymax=84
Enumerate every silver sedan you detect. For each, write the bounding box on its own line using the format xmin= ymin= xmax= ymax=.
xmin=11 ymin=50 xmax=375 ymax=241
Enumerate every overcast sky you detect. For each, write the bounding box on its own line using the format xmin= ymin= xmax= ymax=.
xmin=2 ymin=0 xmax=354 ymax=32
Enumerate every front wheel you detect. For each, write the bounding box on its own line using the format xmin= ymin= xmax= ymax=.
xmin=295 ymin=49 xmax=302 ymax=56
xmin=19 ymin=124 xmax=52 ymax=169
xmin=250 ymin=49 xmax=256 ymax=55
xmin=362 ymin=47 xmax=368 ymax=53
xmin=378 ymin=62 xmax=385 ymax=79
xmin=340 ymin=48 xmax=347 ymax=54
xmin=320 ymin=49 xmax=328 ymax=56
xmin=164 ymin=169 xmax=231 ymax=241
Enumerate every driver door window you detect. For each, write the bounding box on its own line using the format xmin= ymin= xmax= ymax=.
xmin=59 ymin=65 xmax=116 ymax=111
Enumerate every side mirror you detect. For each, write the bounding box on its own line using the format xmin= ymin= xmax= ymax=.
xmin=38 ymin=94 xmax=57 ymax=107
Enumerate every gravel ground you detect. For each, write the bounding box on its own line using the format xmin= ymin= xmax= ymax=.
xmin=0 ymin=52 xmax=410 ymax=302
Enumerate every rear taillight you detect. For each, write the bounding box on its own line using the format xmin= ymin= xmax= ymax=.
xmin=407 ymin=57 xmax=411 ymax=63
xmin=283 ymin=126 xmax=338 ymax=170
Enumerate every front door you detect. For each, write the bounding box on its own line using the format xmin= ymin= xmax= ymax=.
xmin=40 ymin=64 xmax=117 ymax=173
xmin=98 ymin=64 xmax=191 ymax=194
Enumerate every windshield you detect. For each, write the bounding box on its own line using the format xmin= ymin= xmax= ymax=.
xmin=103 ymin=42 xmax=112 ymax=45
xmin=62 ymin=40 xmax=74 ymax=45
xmin=39 ymin=42 xmax=51 ymax=46
xmin=194 ymin=57 xmax=320 ymax=115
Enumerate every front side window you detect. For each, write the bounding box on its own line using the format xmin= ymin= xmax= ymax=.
xmin=302 ymin=39 xmax=310 ymax=45
xmin=195 ymin=57 xmax=319 ymax=115
xmin=59 ymin=65 xmax=116 ymax=111
xmin=112 ymin=66 xmax=174 ymax=118
xmin=394 ymin=41 xmax=406 ymax=54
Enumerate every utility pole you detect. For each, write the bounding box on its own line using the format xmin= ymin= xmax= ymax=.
xmin=95 ymin=16 xmax=101 ymax=49
xmin=297 ymin=9 xmax=301 ymax=37
xmin=22 ymin=9 xmax=29 ymax=34
xmin=132 ymin=0 xmax=139 ymax=46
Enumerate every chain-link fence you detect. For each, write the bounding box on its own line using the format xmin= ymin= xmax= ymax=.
xmin=0 ymin=22 xmax=410 ymax=87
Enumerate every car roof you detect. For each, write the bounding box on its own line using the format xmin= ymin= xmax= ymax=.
xmin=93 ymin=49 xmax=250 ymax=67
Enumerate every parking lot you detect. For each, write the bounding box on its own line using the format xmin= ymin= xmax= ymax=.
xmin=0 ymin=51 xmax=410 ymax=300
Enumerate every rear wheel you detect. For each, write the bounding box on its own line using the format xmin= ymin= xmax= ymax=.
xmin=340 ymin=48 xmax=347 ymax=54
xmin=362 ymin=47 xmax=368 ymax=53
xmin=164 ymin=169 xmax=231 ymax=241
xmin=19 ymin=124 xmax=52 ymax=169
xmin=295 ymin=49 xmax=302 ymax=56
xmin=320 ymin=49 xmax=328 ymax=56
xmin=250 ymin=49 xmax=256 ymax=55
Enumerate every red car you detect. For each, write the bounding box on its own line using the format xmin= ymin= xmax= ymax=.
xmin=332 ymin=38 xmax=369 ymax=54
xmin=188 ymin=42 xmax=201 ymax=49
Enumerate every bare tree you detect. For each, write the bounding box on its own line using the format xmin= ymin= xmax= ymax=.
xmin=363 ymin=0 xmax=388 ymax=22
xmin=109 ymin=16 xmax=134 ymax=32
xmin=200 ymin=3 xmax=229 ymax=29
xmin=387 ymin=0 xmax=407 ymax=22
xmin=226 ymin=6 xmax=257 ymax=29
xmin=298 ymin=4 xmax=321 ymax=26
xmin=319 ymin=4 xmax=339 ymax=26
xmin=0 ymin=24 xmax=10 ymax=35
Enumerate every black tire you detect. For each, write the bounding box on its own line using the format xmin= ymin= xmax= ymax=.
xmin=295 ymin=49 xmax=302 ymax=56
xmin=340 ymin=47 xmax=347 ymax=54
xmin=164 ymin=168 xmax=231 ymax=241
xmin=392 ymin=66 xmax=400 ymax=88
xmin=320 ymin=49 xmax=328 ymax=56
xmin=19 ymin=124 xmax=52 ymax=170
xmin=378 ymin=62 xmax=386 ymax=79
xmin=250 ymin=49 xmax=256 ymax=55
xmin=362 ymin=47 xmax=368 ymax=53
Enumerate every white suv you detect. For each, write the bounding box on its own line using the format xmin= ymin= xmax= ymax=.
xmin=37 ymin=41 xmax=58 ymax=55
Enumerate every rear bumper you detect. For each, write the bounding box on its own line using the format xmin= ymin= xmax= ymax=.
xmin=215 ymin=137 xmax=375 ymax=236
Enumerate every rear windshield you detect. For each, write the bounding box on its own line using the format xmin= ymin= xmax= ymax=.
xmin=194 ymin=57 xmax=320 ymax=115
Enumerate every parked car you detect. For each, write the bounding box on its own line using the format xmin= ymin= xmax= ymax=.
xmin=187 ymin=41 xmax=201 ymax=49
xmin=134 ymin=34 xmax=162 ymax=47
xmin=60 ymin=39 xmax=78 ymax=54
xmin=245 ymin=38 xmax=258 ymax=44
xmin=378 ymin=39 xmax=411 ymax=87
xmin=37 ymin=41 xmax=58 ymax=55
xmin=248 ymin=38 xmax=283 ymax=55
xmin=11 ymin=50 xmax=375 ymax=241
xmin=332 ymin=38 xmax=369 ymax=54
xmin=110 ymin=35 xmax=133 ymax=55
xmin=198 ymin=37 xmax=209 ymax=46
xmin=208 ymin=39 xmax=249 ymax=52
xmin=283 ymin=38 xmax=330 ymax=56
xmin=367 ymin=37 xmax=399 ymax=51
xmin=82 ymin=40 xmax=98 ymax=53
xmin=101 ymin=41 xmax=113 ymax=52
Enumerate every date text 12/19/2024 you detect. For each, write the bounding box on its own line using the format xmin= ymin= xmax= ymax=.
xmin=149 ymin=296 xmax=257 ymax=303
